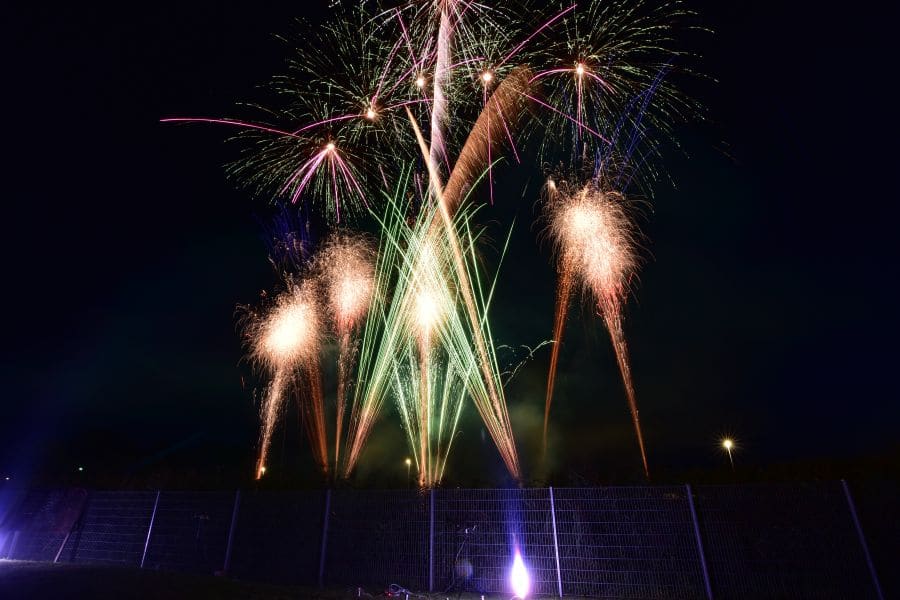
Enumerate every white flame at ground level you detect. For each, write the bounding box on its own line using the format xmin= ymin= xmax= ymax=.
xmin=510 ymin=549 xmax=530 ymax=598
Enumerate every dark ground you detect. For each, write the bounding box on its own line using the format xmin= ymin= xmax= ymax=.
xmin=0 ymin=561 xmax=527 ymax=600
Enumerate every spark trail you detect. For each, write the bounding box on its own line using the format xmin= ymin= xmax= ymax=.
xmin=315 ymin=234 xmax=375 ymax=472
xmin=408 ymin=108 xmax=520 ymax=480
xmin=245 ymin=281 xmax=327 ymax=479
xmin=546 ymin=182 xmax=648 ymax=478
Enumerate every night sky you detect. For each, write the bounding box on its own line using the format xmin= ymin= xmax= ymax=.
xmin=4 ymin=2 xmax=896 ymax=488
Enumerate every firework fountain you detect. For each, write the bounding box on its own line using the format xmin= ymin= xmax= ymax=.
xmin=315 ymin=234 xmax=376 ymax=473
xmin=245 ymin=281 xmax=327 ymax=479
xmin=546 ymin=181 xmax=648 ymax=478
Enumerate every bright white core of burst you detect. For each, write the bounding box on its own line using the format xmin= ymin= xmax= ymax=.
xmin=415 ymin=289 xmax=442 ymax=333
xmin=336 ymin=277 xmax=368 ymax=321
xmin=263 ymin=305 xmax=310 ymax=362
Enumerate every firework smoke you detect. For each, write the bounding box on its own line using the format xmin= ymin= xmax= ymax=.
xmin=442 ymin=66 xmax=534 ymax=216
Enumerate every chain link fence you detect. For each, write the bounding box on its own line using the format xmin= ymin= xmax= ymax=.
xmin=0 ymin=482 xmax=891 ymax=599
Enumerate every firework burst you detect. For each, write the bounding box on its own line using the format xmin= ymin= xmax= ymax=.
xmin=531 ymin=0 xmax=700 ymax=174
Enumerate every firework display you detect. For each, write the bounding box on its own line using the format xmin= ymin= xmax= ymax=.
xmin=167 ymin=0 xmax=698 ymax=484
xmin=314 ymin=234 xmax=376 ymax=472
xmin=242 ymin=281 xmax=327 ymax=479
xmin=545 ymin=180 xmax=648 ymax=477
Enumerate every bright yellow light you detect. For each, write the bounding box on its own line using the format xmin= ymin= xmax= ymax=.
xmin=481 ymin=71 xmax=493 ymax=83
xmin=415 ymin=76 xmax=425 ymax=88
xmin=326 ymin=142 xmax=336 ymax=152
xmin=260 ymin=466 xmax=267 ymax=474
xmin=722 ymin=438 xmax=734 ymax=450
xmin=575 ymin=63 xmax=585 ymax=76
xmin=404 ymin=458 xmax=412 ymax=466
xmin=365 ymin=107 xmax=376 ymax=120
xmin=415 ymin=289 xmax=442 ymax=333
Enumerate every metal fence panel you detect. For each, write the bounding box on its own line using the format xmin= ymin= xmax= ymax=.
xmin=5 ymin=489 xmax=86 ymax=561
xmin=324 ymin=489 xmax=428 ymax=590
xmin=0 ymin=488 xmax=27 ymax=558
xmin=553 ymin=486 xmax=706 ymax=599
xmin=695 ymin=482 xmax=877 ymax=599
xmin=1 ymin=482 xmax=893 ymax=599
xmin=227 ymin=490 xmax=323 ymax=584
xmin=141 ymin=491 xmax=233 ymax=574
xmin=433 ymin=488 xmax=558 ymax=597
xmin=58 ymin=491 xmax=157 ymax=566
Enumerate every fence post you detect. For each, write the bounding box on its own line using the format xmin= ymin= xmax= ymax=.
xmin=55 ymin=489 xmax=89 ymax=564
xmin=53 ymin=533 xmax=71 ymax=564
xmin=222 ymin=490 xmax=242 ymax=576
xmin=7 ymin=531 xmax=20 ymax=560
xmin=428 ymin=488 xmax=435 ymax=592
xmin=841 ymin=480 xmax=884 ymax=600
xmin=548 ymin=487 xmax=563 ymax=597
xmin=685 ymin=485 xmax=713 ymax=600
xmin=318 ymin=489 xmax=332 ymax=587
xmin=140 ymin=490 xmax=161 ymax=569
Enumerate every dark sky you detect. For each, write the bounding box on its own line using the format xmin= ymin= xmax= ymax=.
xmin=3 ymin=2 xmax=897 ymax=488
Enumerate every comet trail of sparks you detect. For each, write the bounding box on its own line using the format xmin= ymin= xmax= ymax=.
xmin=244 ymin=281 xmax=328 ymax=479
xmin=546 ymin=181 xmax=648 ymax=478
xmin=543 ymin=260 xmax=574 ymax=454
xmin=315 ymin=234 xmax=375 ymax=472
